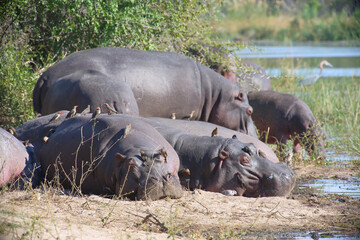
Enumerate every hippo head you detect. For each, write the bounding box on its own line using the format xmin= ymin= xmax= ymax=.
xmin=206 ymin=141 xmax=295 ymax=197
xmin=113 ymin=149 xmax=182 ymax=200
xmin=295 ymin=121 xmax=327 ymax=160
xmin=209 ymin=89 xmax=254 ymax=136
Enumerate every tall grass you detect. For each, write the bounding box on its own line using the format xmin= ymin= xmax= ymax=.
xmin=215 ymin=1 xmax=360 ymax=42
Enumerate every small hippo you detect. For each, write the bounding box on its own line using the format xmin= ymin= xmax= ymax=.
xmin=143 ymin=119 xmax=295 ymax=197
xmin=33 ymin=47 xmax=256 ymax=136
xmin=248 ymin=90 xmax=326 ymax=159
xmin=0 ymin=128 xmax=41 ymax=188
xmin=37 ymin=114 xmax=182 ymax=200
xmin=146 ymin=117 xmax=279 ymax=163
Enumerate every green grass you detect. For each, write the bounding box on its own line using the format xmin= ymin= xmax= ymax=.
xmin=214 ymin=1 xmax=360 ymax=42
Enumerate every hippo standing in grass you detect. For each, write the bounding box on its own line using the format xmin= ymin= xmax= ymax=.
xmin=0 ymin=128 xmax=41 ymax=188
xmin=33 ymin=47 xmax=256 ymax=136
xmin=37 ymin=114 xmax=182 ymax=200
xmin=248 ymin=90 xmax=326 ymax=159
xmin=145 ymin=117 xmax=279 ymax=163
xmin=143 ymin=119 xmax=295 ymax=197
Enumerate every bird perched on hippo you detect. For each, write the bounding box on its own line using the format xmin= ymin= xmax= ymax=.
xmin=33 ymin=114 xmax=183 ymax=200
xmin=143 ymin=118 xmax=295 ymax=197
xmin=33 ymin=47 xmax=256 ymax=137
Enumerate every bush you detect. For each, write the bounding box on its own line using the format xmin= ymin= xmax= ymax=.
xmin=0 ymin=0 xmax=244 ymax=128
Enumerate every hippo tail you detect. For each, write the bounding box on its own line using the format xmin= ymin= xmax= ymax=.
xmin=32 ymin=75 xmax=46 ymax=114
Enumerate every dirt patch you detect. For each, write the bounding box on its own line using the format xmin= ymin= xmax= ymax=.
xmin=0 ymin=166 xmax=359 ymax=239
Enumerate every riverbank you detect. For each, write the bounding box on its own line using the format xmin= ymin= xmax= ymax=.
xmin=0 ymin=165 xmax=359 ymax=239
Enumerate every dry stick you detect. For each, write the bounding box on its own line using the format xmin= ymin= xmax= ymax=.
xmin=124 ymin=210 xmax=168 ymax=232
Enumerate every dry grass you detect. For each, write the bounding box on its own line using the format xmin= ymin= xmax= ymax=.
xmin=1 ymin=164 xmax=359 ymax=240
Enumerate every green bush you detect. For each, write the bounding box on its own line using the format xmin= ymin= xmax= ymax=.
xmin=1 ymin=0 xmax=245 ymax=128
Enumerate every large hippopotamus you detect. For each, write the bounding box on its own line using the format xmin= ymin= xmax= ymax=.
xmin=35 ymin=114 xmax=182 ymax=200
xmin=145 ymin=117 xmax=279 ymax=163
xmin=248 ymin=90 xmax=326 ymax=159
xmin=42 ymin=70 xmax=139 ymax=115
xmin=143 ymin=119 xmax=295 ymax=197
xmin=0 ymin=128 xmax=41 ymax=188
xmin=33 ymin=47 xmax=255 ymax=136
xmin=16 ymin=112 xmax=69 ymax=158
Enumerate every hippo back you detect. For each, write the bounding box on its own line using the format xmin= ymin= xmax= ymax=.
xmin=145 ymin=117 xmax=279 ymax=163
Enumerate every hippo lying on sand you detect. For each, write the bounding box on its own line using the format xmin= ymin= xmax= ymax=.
xmin=0 ymin=128 xmax=41 ymax=188
xmin=33 ymin=47 xmax=256 ymax=136
xmin=146 ymin=117 xmax=279 ymax=163
xmin=143 ymin=119 xmax=295 ymax=197
xmin=248 ymin=90 xmax=326 ymax=159
xmin=36 ymin=114 xmax=183 ymax=200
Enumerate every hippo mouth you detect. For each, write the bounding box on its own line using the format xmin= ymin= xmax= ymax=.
xmin=235 ymin=170 xmax=260 ymax=196
xmin=238 ymin=113 xmax=251 ymax=135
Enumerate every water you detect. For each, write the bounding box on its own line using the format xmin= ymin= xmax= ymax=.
xmin=243 ymin=231 xmax=360 ymax=240
xmin=236 ymin=43 xmax=360 ymax=78
xmin=298 ymin=177 xmax=360 ymax=198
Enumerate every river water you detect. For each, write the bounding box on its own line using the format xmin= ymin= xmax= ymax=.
xmin=236 ymin=43 xmax=360 ymax=78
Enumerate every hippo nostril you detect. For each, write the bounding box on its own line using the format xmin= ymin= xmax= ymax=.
xmin=247 ymin=107 xmax=253 ymax=115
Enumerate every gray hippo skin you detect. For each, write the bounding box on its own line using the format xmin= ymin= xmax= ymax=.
xmin=146 ymin=117 xmax=279 ymax=163
xmin=33 ymin=47 xmax=255 ymax=136
xmin=42 ymin=70 xmax=139 ymax=115
xmin=143 ymin=119 xmax=295 ymax=197
xmin=0 ymin=128 xmax=41 ymax=188
xmin=37 ymin=114 xmax=182 ymax=200
xmin=248 ymin=90 xmax=326 ymax=159
xmin=16 ymin=111 xmax=69 ymax=158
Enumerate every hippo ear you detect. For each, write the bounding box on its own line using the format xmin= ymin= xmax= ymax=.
xmin=219 ymin=150 xmax=229 ymax=160
xmin=232 ymin=135 xmax=237 ymax=139
xmin=235 ymin=92 xmax=243 ymax=101
xmin=115 ymin=153 xmax=126 ymax=168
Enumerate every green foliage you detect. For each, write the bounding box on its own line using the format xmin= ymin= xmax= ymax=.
xmin=1 ymin=0 xmax=246 ymax=128
xmin=217 ymin=0 xmax=360 ymax=42
xmin=302 ymin=0 xmax=322 ymax=20
xmin=0 ymin=43 xmax=37 ymax=128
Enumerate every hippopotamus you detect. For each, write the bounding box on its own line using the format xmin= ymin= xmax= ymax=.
xmin=0 ymin=128 xmax=41 ymax=188
xmin=16 ymin=112 xmax=69 ymax=158
xmin=42 ymin=70 xmax=139 ymax=115
xmin=142 ymin=119 xmax=295 ymax=197
xmin=248 ymin=90 xmax=326 ymax=159
xmin=145 ymin=117 xmax=279 ymax=163
xmin=36 ymin=114 xmax=182 ymax=200
xmin=33 ymin=47 xmax=256 ymax=136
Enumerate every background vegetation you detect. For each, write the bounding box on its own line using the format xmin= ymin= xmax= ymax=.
xmin=0 ymin=0 xmax=241 ymax=128
xmin=215 ymin=0 xmax=360 ymax=42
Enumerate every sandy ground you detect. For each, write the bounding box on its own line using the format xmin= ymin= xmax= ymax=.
xmin=0 ymin=165 xmax=359 ymax=240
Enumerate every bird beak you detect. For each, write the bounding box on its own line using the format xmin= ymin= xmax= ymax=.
xmin=326 ymin=62 xmax=333 ymax=68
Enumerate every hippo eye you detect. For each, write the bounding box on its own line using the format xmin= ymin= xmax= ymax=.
xmin=242 ymin=146 xmax=253 ymax=156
